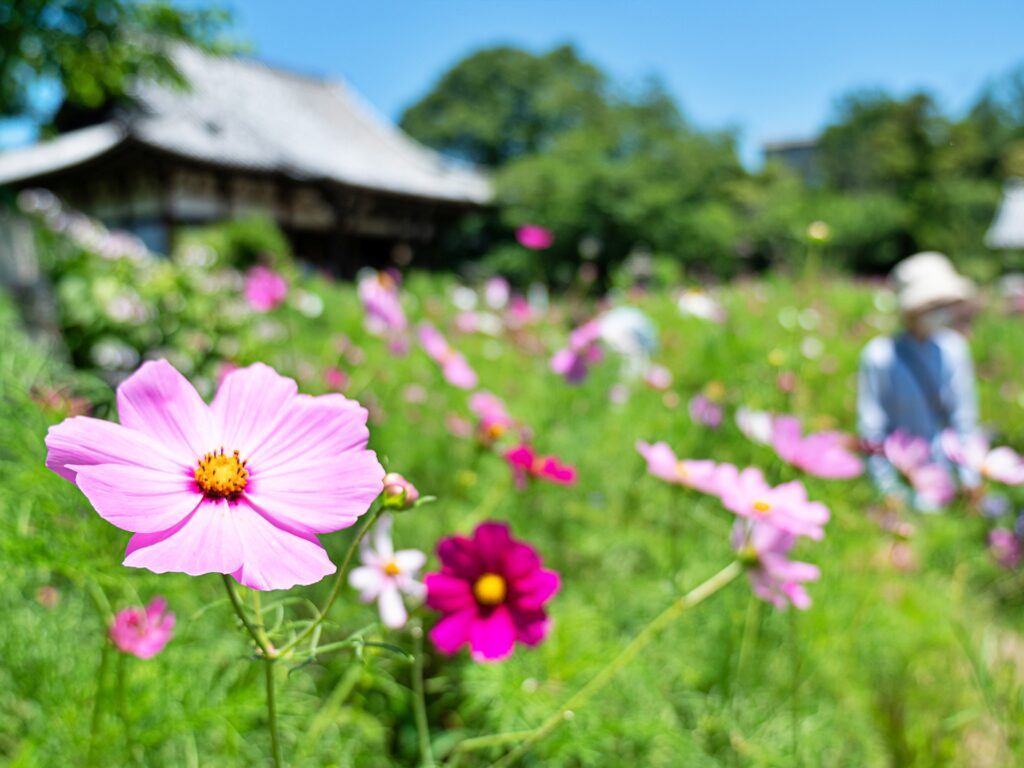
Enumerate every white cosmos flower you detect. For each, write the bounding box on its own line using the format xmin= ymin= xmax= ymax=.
xmin=349 ymin=514 xmax=426 ymax=628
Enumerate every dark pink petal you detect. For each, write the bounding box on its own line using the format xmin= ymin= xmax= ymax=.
xmin=212 ymin=363 xmax=298 ymax=457
xmin=73 ymin=463 xmax=203 ymax=533
xmin=469 ymin=606 xmax=517 ymax=662
xmin=45 ymin=416 xmax=185 ymax=483
xmin=123 ymin=498 xmax=244 ymax=577
xmin=424 ymin=573 xmax=475 ymax=613
xmin=509 ymin=608 xmax=552 ymax=646
xmin=509 ymin=568 xmax=560 ymax=611
xmin=473 ymin=522 xmax=512 ymax=572
xmin=436 ymin=536 xmax=482 ymax=577
xmin=429 ymin=609 xmax=476 ymax=655
xmin=229 ymin=501 xmax=336 ymax=590
xmin=116 ymin=359 xmax=215 ymax=460
xmin=246 ymin=448 xmax=384 ymax=535
xmin=501 ymin=541 xmax=541 ymax=580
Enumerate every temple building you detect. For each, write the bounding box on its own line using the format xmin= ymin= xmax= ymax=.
xmin=0 ymin=46 xmax=491 ymax=272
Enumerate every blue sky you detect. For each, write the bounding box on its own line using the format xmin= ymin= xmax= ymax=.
xmin=4 ymin=1 xmax=1024 ymax=166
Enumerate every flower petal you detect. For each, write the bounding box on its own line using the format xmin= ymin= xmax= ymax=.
xmin=116 ymin=359 xmax=215 ymax=460
xmin=378 ymin=585 xmax=408 ymax=629
xmin=229 ymin=501 xmax=336 ymax=591
xmin=45 ymin=416 xmax=185 ymax=483
xmin=211 ymin=363 xmax=298 ymax=457
xmin=472 ymin=522 xmax=512 ymax=572
xmin=509 ymin=568 xmax=560 ymax=611
xmin=349 ymin=565 xmax=383 ymax=600
xmin=73 ymin=463 xmax=203 ymax=533
xmin=424 ymin=573 xmax=475 ymax=613
xmin=469 ymin=606 xmax=517 ymax=662
xmin=430 ymin=609 xmax=476 ymax=655
xmin=123 ymin=498 xmax=244 ymax=577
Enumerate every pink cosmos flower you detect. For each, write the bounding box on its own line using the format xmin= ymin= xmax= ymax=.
xmin=349 ymin=514 xmax=426 ymax=628
xmin=484 ymin=277 xmax=510 ymax=309
xmin=988 ymin=528 xmax=1022 ymax=569
xmin=504 ymin=444 xmax=576 ymax=489
xmin=109 ymin=597 xmax=175 ymax=658
xmin=942 ymin=430 xmax=1024 ymax=486
xmin=358 ymin=269 xmax=407 ymax=335
xmin=515 ymin=225 xmax=554 ymax=250
xmin=909 ymin=463 xmax=956 ymax=508
xmin=733 ymin=520 xmax=820 ymax=610
xmin=689 ymin=394 xmax=723 ymax=429
xmin=635 ymin=440 xmax=724 ymax=495
xmin=469 ymin=391 xmax=514 ymax=443
xmin=771 ymin=415 xmax=864 ymax=479
xmin=244 ymin=266 xmax=288 ymax=312
xmin=425 ymin=522 xmax=559 ymax=662
xmin=506 ymin=295 xmax=536 ymax=329
xmin=883 ymin=430 xmax=932 ymax=476
xmin=736 ymin=407 xmax=775 ymax=446
xmin=45 ymin=360 xmax=384 ymax=591
xmin=418 ymin=324 xmax=478 ymax=390
xmin=884 ymin=430 xmax=955 ymax=508
xmin=550 ymin=320 xmax=604 ymax=384
xmin=644 ymin=364 xmax=673 ymax=391
xmin=719 ymin=466 xmax=830 ymax=540
xmin=324 ymin=367 xmax=348 ymax=391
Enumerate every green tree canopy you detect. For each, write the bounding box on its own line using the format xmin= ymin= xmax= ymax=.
xmin=400 ymin=44 xmax=608 ymax=167
xmin=0 ymin=0 xmax=233 ymax=121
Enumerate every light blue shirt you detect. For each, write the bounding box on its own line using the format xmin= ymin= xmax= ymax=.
xmin=857 ymin=329 xmax=979 ymax=504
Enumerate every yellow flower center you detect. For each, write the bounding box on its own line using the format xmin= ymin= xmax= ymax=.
xmin=676 ymin=461 xmax=689 ymax=480
xmin=753 ymin=500 xmax=772 ymax=515
xmin=194 ymin=448 xmax=249 ymax=498
xmin=487 ymin=423 xmax=506 ymax=440
xmin=384 ymin=561 xmax=401 ymax=577
xmin=473 ymin=573 xmax=507 ymax=606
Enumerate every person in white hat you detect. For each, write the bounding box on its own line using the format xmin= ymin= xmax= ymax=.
xmin=857 ymin=252 xmax=979 ymax=510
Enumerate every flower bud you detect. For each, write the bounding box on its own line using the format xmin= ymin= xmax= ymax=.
xmin=381 ymin=472 xmax=420 ymax=510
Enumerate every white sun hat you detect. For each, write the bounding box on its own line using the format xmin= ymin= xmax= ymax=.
xmin=891 ymin=252 xmax=976 ymax=314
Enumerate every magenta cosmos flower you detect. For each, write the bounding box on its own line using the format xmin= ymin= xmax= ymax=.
xmin=244 ymin=266 xmax=288 ymax=312
xmin=515 ymin=225 xmax=554 ymax=250
xmin=418 ymin=323 xmax=478 ymax=390
xmin=635 ymin=440 xmax=724 ymax=495
xmin=504 ymin=444 xmax=576 ymax=489
xmin=942 ymin=430 xmax=1024 ymax=485
xmin=109 ymin=597 xmax=175 ymax=658
xmin=46 ymin=360 xmax=384 ymax=591
xmin=771 ymin=415 xmax=864 ymax=479
xmin=733 ymin=521 xmax=820 ymax=610
xmin=718 ymin=466 xmax=830 ymax=540
xmin=425 ymin=522 xmax=560 ymax=662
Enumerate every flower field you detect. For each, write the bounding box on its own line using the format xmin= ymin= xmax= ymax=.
xmin=3 ymin=210 xmax=1024 ymax=767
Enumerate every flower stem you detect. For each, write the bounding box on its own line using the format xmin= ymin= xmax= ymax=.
xmin=485 ymin=560 xmax=743 ymax=768
xmin=412 ymin=620 xmax=435 ymax=767
xmin=87 ymin=640 xmax=111 ymax=766
xmin=276 ymin=504 xmax=384 ymax=657
xmin=265 ymin=658 xmax=284 ymax=768
xmin=222 ymin=575 xmax=272 ymax=657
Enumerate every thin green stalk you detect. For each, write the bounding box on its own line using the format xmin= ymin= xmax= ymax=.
xmin=222 ymin=575 xmax=272 ymax=657
xmin=276 ymin=504 xmax=384 ymax=657
xmin=252 ymin=589 xmax=273 ymax=653
xmin=412 ymin=621 xmax=435 ymax=767
xmin=87 ymin=640 xmax=111 ymax=766
xmin=485 ymin=561 xmax=743 ymax=768
xmin=117 ymin=652 xmax=130 ymax=762
xmin=265 ymin=659 xmax=284 ymax=768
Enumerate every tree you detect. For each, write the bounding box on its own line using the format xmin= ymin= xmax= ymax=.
xmin=0 ymin=0 xmax=232 ymax=121
xmin=399 ymin=45 xmax=608 ymax=167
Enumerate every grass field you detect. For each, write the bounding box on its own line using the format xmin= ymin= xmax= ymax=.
xmin=2 ymin=265 xmax=1024 ymax=767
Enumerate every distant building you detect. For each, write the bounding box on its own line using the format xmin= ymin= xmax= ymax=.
xmin=986 ymin=178 xmax=1024 ymax=250
xmin=763 ymin=137 xmax=822 ymax=186
xmin=0 ymin=47 xmax=491 ymax=273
